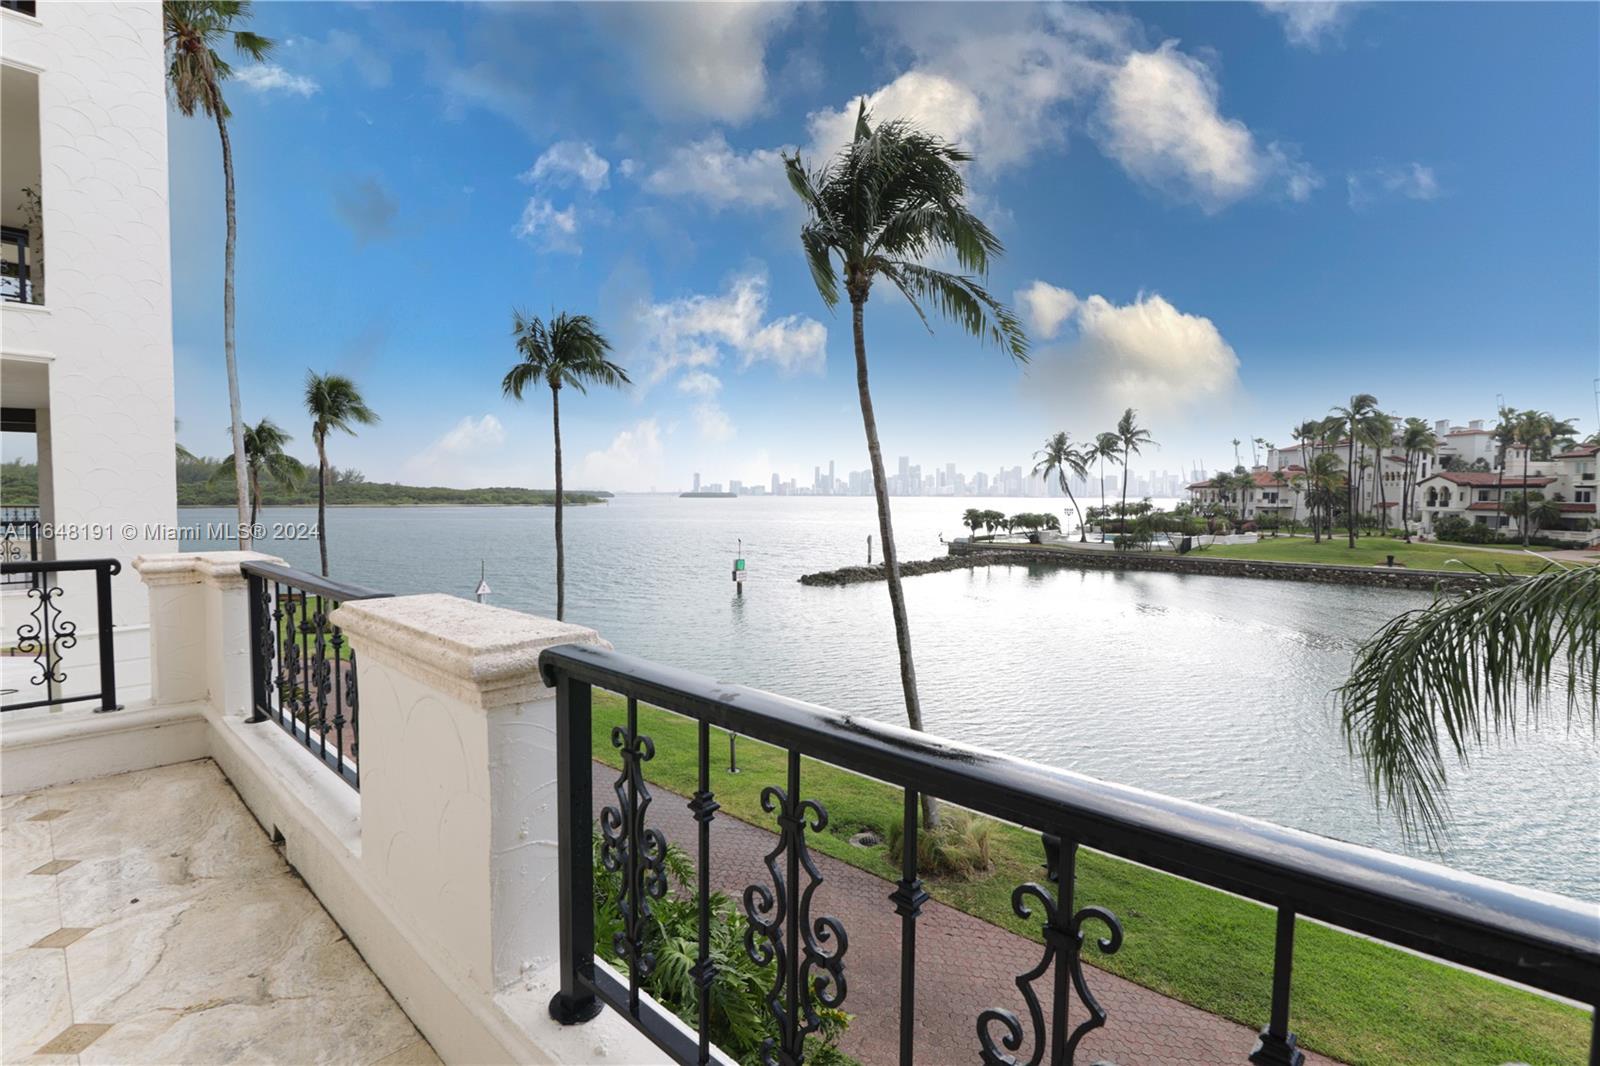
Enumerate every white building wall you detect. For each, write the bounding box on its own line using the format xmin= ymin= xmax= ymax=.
xmin=2 ymin=1 xmax=176 ymax=698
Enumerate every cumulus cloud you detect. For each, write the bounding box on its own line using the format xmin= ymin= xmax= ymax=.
xmin=637 ymin=271 xmax=827 ymax=384
xmin=1260 ymin=2 xmax=1356 ymax=49
xmin=595 ymin=2 xmax=797 ymax=123
xmin=677 ymin=370 xmax=723 ymax=396
xmin=693 ymin=402 xmax=735 ymax=442
xmin=514 ymin=198 xmax=580 ymax=253
xmin=1096 ymin=42 xmax=1315 ymax=212
xmin=333 ymin=178 xmax=398 ymax=245
xmin=644 ymin=133 xmax=790 ymax=210
xmin=1026 ymin=288 xmax=1241 ymax=417
xmin=403 ymin=415 xmax=512 ymax=487
xmin=522 ymin=141 xmax=610 ymax=193
xmin=235 ymin=63 xmax=320 ymax=97
xmin=1016 ymin=281 xmax=1081 ymax=341
xmin=1346 ymin=163 xmax=1441 ymax=209
xmin=576 ymin=419 xmax=666 ymax=492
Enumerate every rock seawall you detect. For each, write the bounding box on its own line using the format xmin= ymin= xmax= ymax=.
xmin=799 ymin=543 xmax=1516 ymax=591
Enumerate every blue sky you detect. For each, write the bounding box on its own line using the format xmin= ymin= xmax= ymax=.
xmin=167 ymin=1 xmax=1600 ymax=491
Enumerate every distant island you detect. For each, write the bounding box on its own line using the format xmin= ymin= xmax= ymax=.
xmin=679 ymin=490 xmax=737 ymax=499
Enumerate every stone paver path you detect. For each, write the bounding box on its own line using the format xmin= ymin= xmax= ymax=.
xmin=592 ymin=764 xmax=1340 ymax=1066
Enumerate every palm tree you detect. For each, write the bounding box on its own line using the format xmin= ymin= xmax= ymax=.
xmin=1115 ymin=408 xmax=1156 ymax=537
xmin=1397 ymin=417 xmax=1437 ymax=540
xmin=1091 ymin=432 xmax=1122 ymax=541
xmin=209 ymin=417 xmax=303 ymax=526
xmin=1305 ymin=452 xmax=1343 ymax=543
xmin=1360 ymin=411 xmax=1396 ymax=536
xmin=961 ymin=508 xmax=985 ymax=542
xmin=164 ymin=2 xmax=273 ymax=549
xmin=1331 ymin=394 xmax=1379 ymax=548
xmin=304 ymin=372 xmax=378 ymax=577
xmin=1503 ymin=491 xmax=1561 ymax=540
xmin=1339 ymin=565 xmax=1598 ymax=843
xmin=1033 ymin=432 xmax=1090 ymax=542
xmin=1511 ymin=411 xmax=1578 ymax=546
xmin=785 ymin=103 xmax=1026 ymax=827
xmin=503 ymin=311 xmax=630 ymax=621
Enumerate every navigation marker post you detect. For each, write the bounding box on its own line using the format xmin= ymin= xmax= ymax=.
xmin=732 ymin=537 xmax=746 ymax=597
xmin=474 ymin=561 xmax=491 ymax=604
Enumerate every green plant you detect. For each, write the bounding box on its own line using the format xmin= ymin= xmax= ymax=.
xmin=885 ymin=807 xmax=994 ymax=878
xmin=592 ymin=834 xmax=855 ymax=1064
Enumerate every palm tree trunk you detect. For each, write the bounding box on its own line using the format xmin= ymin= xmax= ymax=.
xmin=851 ymin=292 xmax=938 ymax=829
xmin=211 ymin=83 xmax=251 ymax=551
xmin=1347 ymin=434 xmax=1357 ymax=547
xmin=250 ymin=467 xmax=260 ymax=528
xmin=1119 ymin=464 xmax=1129 ymax=540
xmin=1098 ymin=458 xmax=1107 ymax=541
xmin=1065 ymin=485 xmax=1086 ymax=542
xmin=551 ymin=384 xmax=566 ymax=621
xmin=316 ymin=438 xmax=329 ymax=577
xmin=1521 ymin=450 xmax=1531 ymax=546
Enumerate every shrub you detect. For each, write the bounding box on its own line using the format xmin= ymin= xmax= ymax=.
xmin=593 ymin=834 xmax=854 ymax=1065
xmin=886 ymin=808 xmax=995 ymax=879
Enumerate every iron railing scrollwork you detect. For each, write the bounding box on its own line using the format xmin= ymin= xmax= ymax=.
xmin=538 ymin=643 xmax=1600 ymax=1066
xmin=2 ymin=508 xmax=41 ymax=587
xmin=1 ymin=558 xmax=120 ymax=713
xmin=602 ymin=696 xmax=671 ymax=1013
xmin=242 ymin=560 xmax=389 ymax=790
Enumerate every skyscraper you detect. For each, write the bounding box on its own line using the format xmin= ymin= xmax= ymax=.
xmin=828 ymin=460 xmax=835 ymax=495
xmin=771 ymin=472 xmax=781 ymax=496
xmin=693 ymin=472 xmax=701 ymax=493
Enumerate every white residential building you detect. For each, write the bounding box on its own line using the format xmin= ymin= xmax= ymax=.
xmin=2 ymin=0 xmax=178 ymax=702
xmin=1415 ymin=441 xmax=1598 ymax=541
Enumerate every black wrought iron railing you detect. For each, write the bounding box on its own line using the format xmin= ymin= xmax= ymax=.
xmin=2 ymin=508 xmax=41 ymax=587
xmin=1 ymin=225 xmax=34 ymax=303
xmin=243 ymin=560 xmax=389 ymax=789
xmin=539 ymin=643 xmax=1600 ymax=1066
xmin=1 ymin=558 xmax=120 ymax=713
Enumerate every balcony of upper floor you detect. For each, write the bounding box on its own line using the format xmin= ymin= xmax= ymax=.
xmin=1 ymin=61 xmax=43 ymax=308
xmin=1 ymin=551 xmax=1596 ymax=1066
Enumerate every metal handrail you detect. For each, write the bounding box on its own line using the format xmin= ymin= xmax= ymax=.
xmin=539 ymin=641 xmax=1599 ymax=1065
xmin=241 ymin=559 xmax=388 ymax=603
xmin=1 ymin=558 xmax=121 ymax=713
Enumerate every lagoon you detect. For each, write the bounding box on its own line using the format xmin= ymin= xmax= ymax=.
xmin=183 ymin=494 xmax=1598 ymax=901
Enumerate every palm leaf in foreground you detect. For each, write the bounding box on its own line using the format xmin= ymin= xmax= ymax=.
xmin=1337 ymin=565 xmax=1599 ymax=844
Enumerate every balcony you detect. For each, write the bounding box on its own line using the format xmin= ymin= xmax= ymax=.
xmin=2 ymin=551 xmax=1596 ymax=1065
xmin=1 ymin=62 xmax=43 ymax=305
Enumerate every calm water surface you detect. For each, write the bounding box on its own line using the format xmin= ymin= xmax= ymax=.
xmin=188 ymin=496 xmax=1598 ymax=900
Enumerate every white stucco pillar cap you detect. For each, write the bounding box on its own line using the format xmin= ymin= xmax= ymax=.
xmin=131 ymin=550 xmax=288 ymax=589
xmin=330 ymin=593 xmax=611 ymax=710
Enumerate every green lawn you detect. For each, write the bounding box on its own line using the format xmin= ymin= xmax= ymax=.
xmin=1196 ymin=535 xmax=1579 ymax=576
xmin=593 ymin=695 xmax=1590 ymax=1066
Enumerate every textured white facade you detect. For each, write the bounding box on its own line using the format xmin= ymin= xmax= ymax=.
xmin=2 ymin=1 xmax=176 ymax=698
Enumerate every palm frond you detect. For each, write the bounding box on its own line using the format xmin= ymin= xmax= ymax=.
xmin=881 ymin=260 xmax=1028 ymax=361
xmin=1338 ymin=565 xmax=1600 ymax=843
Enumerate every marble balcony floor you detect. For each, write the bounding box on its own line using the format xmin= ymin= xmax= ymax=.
xmin=2 ymin=759 xmax=440 ymax=1065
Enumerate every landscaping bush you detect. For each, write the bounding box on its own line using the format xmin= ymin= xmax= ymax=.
xmin=593 ymin=834 xmax=854 ymax=1065
xmin=886 ymin=808 xmax=995 ymax=878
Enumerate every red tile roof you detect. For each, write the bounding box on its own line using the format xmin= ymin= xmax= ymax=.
xmin=1554 ymin=443 xmax=1599 ymax=459
xmin=1446 ymin=428 xmax=1494 ymax=436
xmin=1426 ymin=471 xmax=1555 ymax=487
xmin=1465 ymin=501 xmax=1594 ymax=513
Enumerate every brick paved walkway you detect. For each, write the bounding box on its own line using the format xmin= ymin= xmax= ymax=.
xmin=591 ymin=764 xmax=1341 ymax=1066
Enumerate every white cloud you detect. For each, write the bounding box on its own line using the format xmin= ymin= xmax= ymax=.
xmin=637 ymin=271 xmax=827 ymax=384
xmin=1096 ymin=42 xmax=1314 ymax=212
xmin=235 ymin=63 xmax=320 ymax=97
xmin=514 ymin=197 xmax=580 ymax=253
xmin=677 ymin=370 xmax=723 ymax=396
xmin=806 ymin=71 xmax=986 ymax=163
xmin=644 ymin=133 xmax=790 ymax=210
xmin=693 ymin=402 xmax=735 ymax=442
xmin=596 ymin=2 xmax=797 ymax=123
xmin=576 ymin=419 xmax=667 ymax=492
xmin=1026 ymin=288 xmax=1241 ymax=417
xmin=1346 ymin=163 xmax=1441 ymax=209
xmin=403 ymin=415 xmax=513 ymax=487
xmin=1260 ymin=2 xmax=1355 ymax=49
xmin=1016 ymin=281 xmax=1081 ymax=341
xmin=522 ymin=141 xmax=610 ymax=193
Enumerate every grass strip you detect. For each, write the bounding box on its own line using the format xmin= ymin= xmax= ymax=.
xmin=593 ymin=694 xmax=1589 ymax=1066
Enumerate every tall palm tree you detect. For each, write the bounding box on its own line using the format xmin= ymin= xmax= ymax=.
xmin=209 ymin=417 xmax=303 ymax=526
xmin=1305 ymin=452 xmax=1343 ymax=543
xmin=1331 ymin=394 xmax=1379 ymax=548
xmin=1340 ymin=565 xmax=1598 ymax=843
xmin=164 ymin=1 xmax=273 ymax=549
xmin=503 ymin=311 xmax=630 ymax=622
xmin=1115 ymin=408 xmax=1157 ymax=537
xmin=304 ymin=372 xmax=378 ymax=577
xmin=785 ymin=103 xmax=1026 ymax=828
xmin=1361 ymin=411 xmax=1396 ymax=535
xmin=1032 ymin=432 xmax=1090 ymax=542
xmin=1511 ymin=410 xmax=1578 ymax=547
xmin=1091 ymin=432 xmax=1122 ymax=541
xmin=1397 ymin=417 xmax=1437 ymax=540
xmin=1491 ymin=405 xmax=1519 ymax=536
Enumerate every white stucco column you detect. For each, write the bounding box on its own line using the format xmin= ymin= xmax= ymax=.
xmin=132 ymin=551 xmax=285 ymax=714
xmin=329 ymin=593 xmax=611 ymax=997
